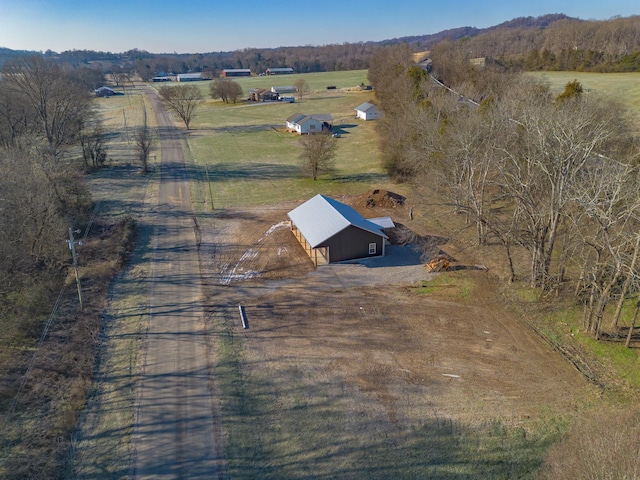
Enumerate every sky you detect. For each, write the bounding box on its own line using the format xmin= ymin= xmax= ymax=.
xmin=0 ymin=0 xmax=638 ymax=54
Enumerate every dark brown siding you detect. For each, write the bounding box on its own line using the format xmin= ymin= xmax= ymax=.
xmin=321 ymin=226 xmax=384 ymax=263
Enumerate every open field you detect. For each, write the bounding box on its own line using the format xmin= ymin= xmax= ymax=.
xmin=528 ymin=71 xmax=640 ymax=120
xmin=178 ymin=70 xmax=400 ymax=209
xmin=199 ymin=198 xmax=596 ymax=479
xmin=68 ymin=70 xmax=640 ymax=478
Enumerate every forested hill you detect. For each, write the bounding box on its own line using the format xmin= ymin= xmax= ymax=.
xmin=380 ymin=13 xmax=571 ymax=48
xmin=1 ymin=14 xmax=640 ymax=74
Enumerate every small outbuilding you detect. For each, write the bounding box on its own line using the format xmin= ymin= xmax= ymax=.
xmin=94 ymin=86 xmax=116 ymax=97
xmin=288 ymin=194 xmax=389 ymax=266
xmin=271 ymin=86 xmax=297 ymax=94
xmin=355 ymin=102 xmax=380 ymax=121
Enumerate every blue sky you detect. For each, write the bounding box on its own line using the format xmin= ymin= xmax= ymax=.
xmin=0 ymin=0 xmax=637 ymax=53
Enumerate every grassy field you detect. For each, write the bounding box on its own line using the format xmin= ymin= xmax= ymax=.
xmin=160 ymin=70 xmax=403 ymax=209
xmin=528 ymin=71 xmax=640 ymax=122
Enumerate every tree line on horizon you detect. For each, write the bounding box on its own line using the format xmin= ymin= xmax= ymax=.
xmin=2 ymin=14 xmax=640 ymax=79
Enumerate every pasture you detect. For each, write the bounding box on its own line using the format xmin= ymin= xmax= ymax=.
xmin=529 ymin=71 xmax=640 ymax=120
xmin=176 ymin=70 xmax=398 ymax=208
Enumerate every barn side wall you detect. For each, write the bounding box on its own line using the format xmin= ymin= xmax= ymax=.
xmin=322 ymin=227 xmax=384 ymax=263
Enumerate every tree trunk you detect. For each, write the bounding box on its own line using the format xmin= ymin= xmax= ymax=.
xmin=584 ymin=282 xmax=596 ymax=332
xmin=611 ymin=235 xmax=640 ymax=329
xmin=624 ymin=299 xmax=640 ymax=348
xmin=591 ymin=260 xmax=623 ymax=339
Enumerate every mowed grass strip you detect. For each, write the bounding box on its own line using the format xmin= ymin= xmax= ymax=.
xmin=70 ymin=84 xmax=160 ymax=478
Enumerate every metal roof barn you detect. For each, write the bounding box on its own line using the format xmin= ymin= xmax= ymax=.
xmin=176 ymin=73 xmax=203 ymax=82
xmin=288 ymin=194 xmax=388 ymax=266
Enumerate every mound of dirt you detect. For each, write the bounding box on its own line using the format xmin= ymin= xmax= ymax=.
xmin=355 ymin=189 xmax=406 ymax=209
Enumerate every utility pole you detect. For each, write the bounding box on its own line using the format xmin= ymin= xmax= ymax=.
xmin=67 ymin=228 xmax=83 ymax=309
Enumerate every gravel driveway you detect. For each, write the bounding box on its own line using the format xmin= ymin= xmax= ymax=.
xmin=305 ymin=244 xmax=434 ymax=289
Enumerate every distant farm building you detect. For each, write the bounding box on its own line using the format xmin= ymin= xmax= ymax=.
xmin=222 ymin=69 xmax=252 ymax=77
xmin=288 ymin=194 xmax=389 ymax=266
xmin=271 ymin=86 xmax=297 ymax=94
xmin=249 ymin=88 xmax=279 ymax=102
xmin=266 ymin=67 xmax=294 ymax=75
xmin=355 ymin=102 xmax=380 ymax=121
xmin=152 ymin=75 xmax=172 ymax=82
xmin=285 ymin=113 xmax=333 ymax=134
xmin=94 ymin=86 xmax=116 ymax=97
xmin=176 ymin=73 xmax=203 ymax=82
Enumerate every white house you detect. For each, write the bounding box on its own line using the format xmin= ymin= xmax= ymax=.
xmin=286 ymin=113 xmax=333 ymax=135
xmin=355 ymin=102 xmax=380 ymax=121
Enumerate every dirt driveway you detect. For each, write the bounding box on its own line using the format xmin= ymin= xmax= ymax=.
xmin=200 ymin=198 xmax=595 ymax=437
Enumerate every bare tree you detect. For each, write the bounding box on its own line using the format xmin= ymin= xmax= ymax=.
xmin=298 ymin=131 xmax=338 ymax=180
xmin=569 ymin=155 xmax=640 ymax=338
xmin=294 ymin=78 xmax=310 ymax=102
xmin=109 ymin=69 xmax=130 ymax=89
xmin=0 ymin=81 xmax=39 ymax=147
xmin=498 ymin=86 xmax=629 ymax=289
xmin=368 ymin=43 xmax=415 ymax=109
xmin=136 ymin=110 xmax=154 ymax=173
xmin=80 ymin=123 xmax=108 ymax=170
xmin=158 ymin=84 xmax=203 ymax=130
xmin=1 ymin=56 xmax=93 ymax=157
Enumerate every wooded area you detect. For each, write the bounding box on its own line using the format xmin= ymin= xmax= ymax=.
xmin=0 ymin=56 xmax=94 ymax=344
xmin=370 ymin=43 xmax=640 ymax=342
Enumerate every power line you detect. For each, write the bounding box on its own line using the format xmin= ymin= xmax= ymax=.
xmin=2 ymin=284 xmax=67 ymax=426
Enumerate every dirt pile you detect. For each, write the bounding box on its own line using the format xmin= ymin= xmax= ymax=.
xmin=354 ymin=189 xmax=406 ymax=209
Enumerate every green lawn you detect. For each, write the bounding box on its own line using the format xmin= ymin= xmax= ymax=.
xmin=181 ymin=70 xmax=402 ymax=209
xmin=189 ymin=69 xmax=370 ymax=98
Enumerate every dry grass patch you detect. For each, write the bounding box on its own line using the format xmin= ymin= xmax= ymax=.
xmin=203 ymin=203 xmax=596 ymax=479
xmin=0 ymin=218 xmax=137 ymax=480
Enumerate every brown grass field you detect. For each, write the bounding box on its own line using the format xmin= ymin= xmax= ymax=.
xmin=8 ymin=70 xmax=638 ymax=478
xmin=199 ymin=193 xmax=599 ymax=478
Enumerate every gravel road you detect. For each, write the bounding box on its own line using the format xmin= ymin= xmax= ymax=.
xmin=132 ymin=85 xmax=225 ymax=479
